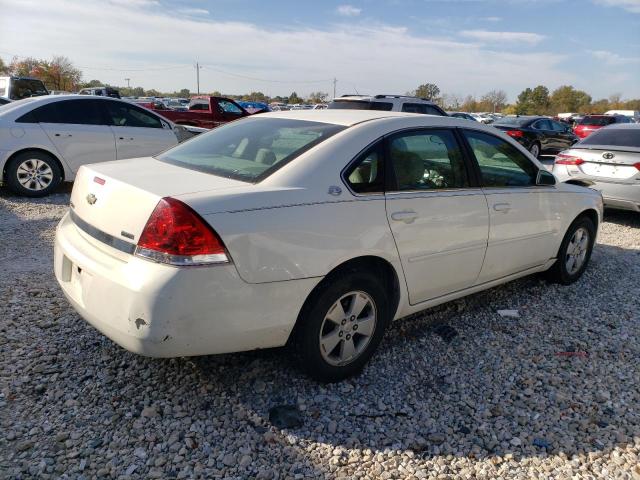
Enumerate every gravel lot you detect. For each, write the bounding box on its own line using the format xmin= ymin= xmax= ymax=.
xmin=1 ymin=187 xmax=639 ymax=479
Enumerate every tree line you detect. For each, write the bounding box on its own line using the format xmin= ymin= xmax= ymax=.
xmin=2 ymin=56 xmax=638 ymax=113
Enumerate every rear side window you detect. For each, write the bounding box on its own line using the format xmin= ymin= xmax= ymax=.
xmin=19 ymin=100 xmax=106 ymax=125
xmin=328 ymin=100 xmax=393 ymax=111
xmin=532 ymin=119 xmax=552 ymax=130
xmin=401 ymin=103 xmax=444 ymax=116
xmin=580 ymin=116 xmax=614 ymax=126
xmin=388 ymin=129 xmax=468 ymax=191
xmin=463 ymin=130 xmax=538 ymax=187
xmin=344 ymin=143 xmax=384 ymax=194
xmin=157 ymin=117 xmax=345 ymax=182
xmin=580 ymin=128 xmax=640 ymax=148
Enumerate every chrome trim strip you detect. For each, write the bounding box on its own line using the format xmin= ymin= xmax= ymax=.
xmin=407 ymin=241 xmax=487 ymax=263
xmin=70 ymin=210 xmax=136 ymax=255
xmin=488 ymin=230 xmax=556 ymax=247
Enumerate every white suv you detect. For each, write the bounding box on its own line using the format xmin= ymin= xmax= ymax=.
xmin=328 ymin=95 xmax=447 ymax=116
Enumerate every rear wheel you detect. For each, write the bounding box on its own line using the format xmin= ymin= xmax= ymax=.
xmin=546 ymin=216 xmax=596 ymax=284
xmin=6 ymin=151 xmax=62 ymax=197
xmin=529 ymin=142 xmax=541 ymax=159
xmin=294 ymin=272 xmax=389 ymax=382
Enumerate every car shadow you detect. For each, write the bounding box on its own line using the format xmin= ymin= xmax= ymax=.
xmin=603 ymin=208 xmax=640 ymax=228
xmin=0 ymin=183 xmax=72 ymax=205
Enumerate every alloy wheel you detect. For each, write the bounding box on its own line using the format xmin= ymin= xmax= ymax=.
xmin=565 ymin=227 xmax=589 ymax=275
xmin=16 ymin=159 xmax=54 ymax=191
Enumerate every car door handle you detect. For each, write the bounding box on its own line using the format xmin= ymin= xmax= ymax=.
xmin=118 ymin=137 xmax=134 ymax=141
xmin=493 ymin=203 xmax=511 ymax=213
xmin=391 ymin=210 xmax=418 ymax=223
xmin=54 ymin=133 xmax=72 ymax=137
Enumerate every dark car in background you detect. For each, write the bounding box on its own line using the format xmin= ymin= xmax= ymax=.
xmin=0 ymin=97 xmax=11 ymax=106
xmin=492 ymin=116 xmax=579 ymax=158
xmin=447 ymin=111 xmax=477 ymax=121
xmin=0 ymin=76 xmax=49 ymax=100
xmin=574 ymin=114 xmax=632 ymax=139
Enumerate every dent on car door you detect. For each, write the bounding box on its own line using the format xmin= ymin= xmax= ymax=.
xmin=382 ymin=129 xmax=489 ymax=304
xmin=105 ymin=101 xmax=177 ymax=159
xmin=462 ymin=129 xmax=560 ymax=282
xmin=34 ymin=99 xmax=116 ymax=171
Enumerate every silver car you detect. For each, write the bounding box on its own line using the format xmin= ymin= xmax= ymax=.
xmin=553 ymin=124 xmax=640 ymax=212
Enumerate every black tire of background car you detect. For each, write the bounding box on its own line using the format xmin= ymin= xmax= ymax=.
xmin=545 ymin=215 xmax=596 ymax=285
xmin=294 ymin=272 xmax=390 ymax=383
xmin=529 ymin=142 xmax=541 ymax=159
xmin=6 ymin=151 xmax=62 ymax=198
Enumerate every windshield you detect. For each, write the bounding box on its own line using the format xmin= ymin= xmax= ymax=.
xmin=157 ymin=117 xmax=346 ymax=182
xmin=493 ymin=117 xmax=532 ymax=127
xmin=328 ymin=100 xmax=393 ymax=111
xmin=579 ymin=116 xmax=614 ymax=127
xmin=9 ymin=78 xmax=49 ymax=100
xmin=580 ymin=128 xmax=640 ymax=148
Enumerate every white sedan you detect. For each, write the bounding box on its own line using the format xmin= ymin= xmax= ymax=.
xmin=54 ymin=110 xmax=603 ymax=381
xmin=0 ymin=95 xmax=182 ymax=197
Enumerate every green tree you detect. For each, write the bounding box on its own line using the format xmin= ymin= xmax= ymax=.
xmin=550 ymin=85 xmax=591 ymax=113
xmin=287 ymin=91 xmax=303 ymax=104
xmin=242 ymin=91 xmax=268 ymax=102
xmin=414 ymin=83 xmax=440 ymax=100
xmin=0 ymin=57 xmax=9 ymax=75
xmin=515 ymin=85 xmax=549 ymax=114
xmin=307 ymin=91 xmax=328 ymax=104
xmin=145 ymin=89 xmax=161 ymax=97
xmin=460 ymin=95 xmax=478 ymax=112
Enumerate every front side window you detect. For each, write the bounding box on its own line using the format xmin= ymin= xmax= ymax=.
xmin=105 ymin=101 xmax=162 ymax=128
xmin=219 ymin=100 xmax=243 ymax=114
xmin=550 ymin=120 xmax=567 ymax=132
xmin=463 ymin=130 xmax=538 ymax=187
xmin=532 ymin=119 xmax=552 ymax=130
xmin=389 ymin=129 xmax=468 ymax=191
xmin=157 ymin=117 xmax=345 ymax=182
xmin=344 ymin=143 xmax=384 ymax=194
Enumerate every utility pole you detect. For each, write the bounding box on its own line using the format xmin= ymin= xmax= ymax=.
xmin=333 ymin=78 xmax=337 ymax=99
xmin=124 ymin=78 xmax=130 ymax=88
xmin=195 ymin=62 xmax=202 ymax=94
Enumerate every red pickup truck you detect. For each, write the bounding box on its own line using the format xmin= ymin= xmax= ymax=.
xmin=151 ymin=96 xmax=262 ymax=129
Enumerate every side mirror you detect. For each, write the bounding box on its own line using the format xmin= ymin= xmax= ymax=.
xmin=536 ymin=170 xmax=556 ymax=186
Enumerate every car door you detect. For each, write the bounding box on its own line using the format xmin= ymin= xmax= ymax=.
xmin=384 ymin=128 xmax=489 ymax=304
xmin=35 ymin=99 xmax=117 ymax=172
xmin=530 ymin=119 xmax=556 ymax=152
xmin=104 ymin=100 xmax=178 ymax=159
xmin=549 ymin=119 xmax=575 ymax=150
xmin=461 ymin=129 xmax=560 ymax=283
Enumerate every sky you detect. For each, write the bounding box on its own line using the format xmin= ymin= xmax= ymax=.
xmin=1 ymin=0 xmax=639 ymax=102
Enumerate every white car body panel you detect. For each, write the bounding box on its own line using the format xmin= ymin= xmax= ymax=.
xmin=54 ymin=111 xmax=604 ymax=357
xmin=0 ymin=95 xmax=178 ymax=185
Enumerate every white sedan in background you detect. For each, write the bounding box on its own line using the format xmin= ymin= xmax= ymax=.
xmin=54 ymin=110 xmax=602 ymax=382
xmin=0 ymin=95 xmax=184 ymax=197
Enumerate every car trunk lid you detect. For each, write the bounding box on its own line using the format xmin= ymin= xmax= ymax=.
xmin=69 ymin=157 xmax=248 ymax=247
xmin=561 ymin=148 xmax=640 ymax=181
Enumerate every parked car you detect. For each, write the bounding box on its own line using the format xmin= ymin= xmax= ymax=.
xmin=0 ymin=76 xmax=49 ymax=100
xmin=553 ymin=124 xmax=640 ymax=212
xmin=49 ymin=90 xmax=72 ymax=96
xmin=152 ymin=96 xmax=254 ymax=129
xmin=54 ymin=110 xmax=602 ymax=381
xmin=492 ymin=116 xmax=579 ymax=158
xmin=447 ymin=112 xmax=477 ymax=121
xmin=0 ymin=97 xmax=11 ymax=106
xmin=328 ymin=95 xmax=447 ymax=116
xmin=0 ymin=95 xmax=184 ymax=197
xmin=574 ymin=114 xmax=631 ymax=139
xmin=78 ymin=86 xmax=121 ymax=98
xmin=605 ymin=110 xmax=640 ymax=123
xmin=470 ymin=113 xmax=494 ymax=124
xmin=236 ymin=101 xmax=270 ymax=114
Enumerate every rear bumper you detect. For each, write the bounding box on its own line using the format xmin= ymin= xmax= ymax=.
xmin=553 ymin=166 xmax=640 ymax=212
xmin=54 ymin=212 xmax=320 ymax=357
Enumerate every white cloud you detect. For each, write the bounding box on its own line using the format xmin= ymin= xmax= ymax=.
xmin=177 ymin=7 xmax=210 ymax=16
xmin=593 ymin=0 xmax=640 ymax=13
xmin=108 ymin=0 xmax=159 ymax=7
xmin=482 ymin=16 xmax=502 ymax=21
xmin=336 ymin=5 xmax=362 ymax=16
xmin=5 ymin=0 xmax=633 ymax=99
xmin=460 ymin=30 xmax=545 ymax=45
xmin=588 ymin=49 xmax=640 ymax=65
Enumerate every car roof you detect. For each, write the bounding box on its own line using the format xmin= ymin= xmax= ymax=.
xmin=256 ymin=109 xmax=446 ymax=126
xmin=601 ymin=123 xmax=640 ymax=130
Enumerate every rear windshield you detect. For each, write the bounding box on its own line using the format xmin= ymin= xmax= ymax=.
xmin=328 ymin=100 xmax=393 ymax=111
xmin=157 ymin=117 xmax=346 ymax=182
xmin=580 ymin=128 xmax=640 ymax=148
xmin=9 ymin=78 xmax=49 ymax=100
xmin=493 ymin=117 xmax=531 ymax=127
xmin=579 ymin=116 xmax=614 ymax=126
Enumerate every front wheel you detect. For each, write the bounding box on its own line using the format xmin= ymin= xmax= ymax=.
xmin=294 ymin=272 xmax=389 ymax=382
xmin=546 ymin=216 xmax=596 ymax=284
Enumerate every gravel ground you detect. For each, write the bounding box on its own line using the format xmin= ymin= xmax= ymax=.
xmin=1 ymin=187 xmax=639 ymax=480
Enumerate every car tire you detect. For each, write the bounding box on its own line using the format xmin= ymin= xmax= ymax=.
xmin=294 ymin=272 xmax=390 ymax=382
xmin=6 ymin=151 xmax=62 ymax=197
xmin=529 ymin=142 xmax=541 ymax=159
xmin=545 ymin=215 xmax=596 ymax=285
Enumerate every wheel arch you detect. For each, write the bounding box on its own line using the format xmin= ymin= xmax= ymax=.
xmin=287 ymin=255 xmax=402 ymax=345
xmin=3 ymin=148 xmax=66 ymax=183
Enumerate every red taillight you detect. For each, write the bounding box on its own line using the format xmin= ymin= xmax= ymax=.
xmin=506 ymin=130 xmax=523 ymax=138
xmin=555 ymin=153 xmax=585 ymax=166
xmin=136 ymin=197 xmax=229 ymax=266
xmin=634 ymin=162 xmax=640 ymax=171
